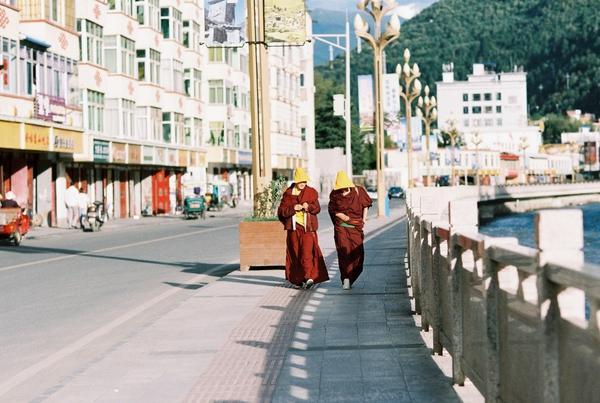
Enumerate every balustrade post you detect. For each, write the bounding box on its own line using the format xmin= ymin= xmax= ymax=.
xmin=448 ymin=199 xmax=478 ymax=386
xmin=483 ymin=237 xmax=518 ymax=402
xmin=411 ymin=204 xmax=423 ymax=314
xmin=431 ymin=224 xmax=444 ymax=355
xmin=419 ymin=195 xmax=440 ymax=332
xmin=535 ymin=210 xmax=584 ymax=403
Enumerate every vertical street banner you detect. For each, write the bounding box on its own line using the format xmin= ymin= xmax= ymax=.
xmin=264 ymin=0 xmax=307 ymax=45
xmin=205 ymin=0 xmax=246 ymax=47
xmin=357 ymin=75 xmax=374 ymax=131
xmin=382 ymin=73 xmax=401 ymax=146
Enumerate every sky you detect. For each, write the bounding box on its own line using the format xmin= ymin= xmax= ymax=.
xmin=307 ymin=0 xmax=438 ymax=13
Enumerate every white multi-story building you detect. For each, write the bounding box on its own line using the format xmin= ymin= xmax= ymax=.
xmin=204 ymin=13 xmax=316 ymax=199
xmin=436 ymin=63 xmax=542 ymax=154
xmin=75 ymin=0 xmax=208 ymax=218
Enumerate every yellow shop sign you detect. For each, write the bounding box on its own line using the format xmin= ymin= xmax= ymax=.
xmin=0 ymin=121 xmax=20 ymax=150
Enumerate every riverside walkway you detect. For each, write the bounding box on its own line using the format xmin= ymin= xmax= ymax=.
xmin=35 ymin=207 xmax=482 ymax=402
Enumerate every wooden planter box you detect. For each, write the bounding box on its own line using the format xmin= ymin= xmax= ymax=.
xmin=239 ymin=220 xmax=286 ymax=271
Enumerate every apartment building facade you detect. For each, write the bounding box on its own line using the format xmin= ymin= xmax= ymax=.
xmin=436 ymin=63 xmax=542 ymax=154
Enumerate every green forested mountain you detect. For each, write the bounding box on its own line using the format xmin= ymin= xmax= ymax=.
xmin=318 ymin=0 xmax=599 ymax=118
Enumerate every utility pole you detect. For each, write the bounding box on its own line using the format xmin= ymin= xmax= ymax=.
xmin=248 ymin=0 xmax=272 ymax=212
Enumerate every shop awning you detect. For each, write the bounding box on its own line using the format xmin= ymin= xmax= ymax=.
xmin=21 ymin=35 xmax=51 ymax=50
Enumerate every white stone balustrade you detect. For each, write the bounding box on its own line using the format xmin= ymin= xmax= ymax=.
xmin=406 ymin=184 xmax=600 ymax=402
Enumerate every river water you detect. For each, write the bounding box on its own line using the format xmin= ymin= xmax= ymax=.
xmin=479 ymin=203 xmax=600 ymax=265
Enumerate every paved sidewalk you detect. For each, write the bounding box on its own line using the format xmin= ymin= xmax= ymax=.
xmin=33 ymin=208 xmax=482 ymax=402
xmin=26 ymin=202 xmax=252 ymax=240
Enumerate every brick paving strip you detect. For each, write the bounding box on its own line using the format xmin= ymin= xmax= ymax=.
xmin=184 ymin=254 xmax=337 ymax=403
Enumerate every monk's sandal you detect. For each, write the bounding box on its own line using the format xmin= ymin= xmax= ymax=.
xmin=304 ymin=279 xmax=314 ymax=290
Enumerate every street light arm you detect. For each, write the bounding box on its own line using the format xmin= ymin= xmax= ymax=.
xmin=356 ymin=32 xmax=377 ymax=50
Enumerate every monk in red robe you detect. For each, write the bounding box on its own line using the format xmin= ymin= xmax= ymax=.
xmin=328 ymin=171 xmax=372 ymax=289
xmin=278 ymin=168 xmax=329 ymax=289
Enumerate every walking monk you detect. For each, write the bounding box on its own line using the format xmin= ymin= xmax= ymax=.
xmin=328 ymin=171 xmax=372 ymax=289
xmin=278 ymin=168 xmax=329 ymax=289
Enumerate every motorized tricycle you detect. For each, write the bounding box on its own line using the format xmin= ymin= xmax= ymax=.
xmin=0 ymin=208 xmax=30 ymax=246
xmin=183 ymin=195 xmax=206 ymax=219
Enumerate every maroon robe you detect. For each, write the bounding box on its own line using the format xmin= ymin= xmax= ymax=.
xmin=328 ymin=186 xmax=372 ymax=285
xmin=277 ymin=185 xmax=329 ymax=286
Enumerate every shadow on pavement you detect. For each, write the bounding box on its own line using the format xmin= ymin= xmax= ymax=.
xmin=234 ymin=218 xmax=462 ymax=402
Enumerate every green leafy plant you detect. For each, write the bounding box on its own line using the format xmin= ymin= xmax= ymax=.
xmin=250 ymin=177 xmax=288 ymax=220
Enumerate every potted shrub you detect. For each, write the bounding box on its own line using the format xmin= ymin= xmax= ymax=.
xmin=239 ymin=178 xmax=287 ymax=271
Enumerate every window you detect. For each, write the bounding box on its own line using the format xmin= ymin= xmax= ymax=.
xmin=462 ymin=93 xmax=468 ymax=102
xmin=85 ymin=90 xmax=104 ymax=132
xmin=463 ymin=106 xmax=469 ymax=114
xmin=161 ymin=59 xmax=183 ymax=93
xmin=183 ymin=20 xmax=201 ymax=52
xmin=472 ymin=106 xmax=482 ymax=114
xmin=136 ymin=106 xmax=147 ymax=139
xmin=104 ymin=35 xmax=135 ymax=77
xmin=484 ymin=118 xmax=493 ymax=127
xmin=463 ymin=119 xmax=470 ymax=127
xmin=0 ymin=37 xmax=18 ymax=94
xmin=209 ymin=121 xmax=224 ymax=145
xmin=122 ymin=99 xmax=135 ymax=137
xmin=472 ymin=93 xmax=481 ymax=101
xmin=108 ymin=0 xmax=134 ymax=16
xmin=472 ymin=119 xmax=481 ymax=127
xmin=137 ymin=48 xmax=160 ymax=84
xmin=209 ymin=80 xmax=224 ymax=104
xmin=184 ymin=117 xmax=202 ymax=146
xmin=184 ymin=68 xmax=201 ymax=98
xmin=485 ymin=106 xmax=493 ymax=113
xmin=497 ymin=118 xmax=503 ymax=126
xmin=208 ymin=48 xmax=224 ymax=63
xmin=301 ymin=127 xmax=306 ymax=141
xmin=106 ymin=98 xmax=135 ymax=137
xmin=496 ymin=92 xmax=502 ymax=101
xmin=78 ymin=19 xmax=103 ymax=66
xmin=160 ymin=7 xmax=182 ymax=42
xmin=19 ymin=46 xmax=78 ymax=105
xmin=484 ymin=93 xmax=492 ymax=101
xmin=496 ymin=105 xmax=502 ymax=113
xmin=50 ymin=0 xmax=61 ymax=23
xmin=136 ymin=0 xmax=160 ymax=30
xmin=162 ymin=111 xmax=183 ymax=144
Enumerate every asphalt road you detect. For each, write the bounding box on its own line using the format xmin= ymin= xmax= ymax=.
xmin=0 ymin=198 xmax=402 ymax=401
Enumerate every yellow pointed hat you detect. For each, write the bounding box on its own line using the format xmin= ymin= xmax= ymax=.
xmin=294 ymin=167 xmax=309 ymax=183
xmin=334 ymin=171 xmax=355 ymax=190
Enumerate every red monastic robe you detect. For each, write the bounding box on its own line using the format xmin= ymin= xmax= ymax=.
xmin=328 ymin=186 xmax=373 ymax=285
xmin=277 ymin=185 xmax=329 ymax=286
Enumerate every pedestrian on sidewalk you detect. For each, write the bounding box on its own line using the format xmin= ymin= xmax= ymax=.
xmin=328 ymin=171 xmax=372 ymax=290
xmin=278 ymin=168 xmax=329 ymax=289
xmin=78 ymin=187 xmax=89 ymax=228
xmin=65 ymin=184 xmax=80 ymax=228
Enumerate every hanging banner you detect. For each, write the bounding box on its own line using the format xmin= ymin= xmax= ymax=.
xmin=357 ymin=75 xmax=374 ymax=131
xmin=205 ymin=0 xmax=245 ymax=47
xmin=397 ymin=117 xmax=423 ymax=152
xmin=264 ymin=0 xmax=307 ymax=45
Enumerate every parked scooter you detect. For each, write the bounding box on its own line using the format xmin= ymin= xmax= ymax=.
xmin=81 ymin=201 xmax=106 ymax=232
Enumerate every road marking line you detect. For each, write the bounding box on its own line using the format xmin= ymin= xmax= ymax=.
xmin=0 ymin=259 xmax=239 ymax=398
xmin=0 ymin=224 xmax=238 ymax=273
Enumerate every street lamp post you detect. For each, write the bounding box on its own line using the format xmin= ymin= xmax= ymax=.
xmin=446 ymin=120 xmax=461 ymax=186
xmin=312 ymin=17 xmax=352 ymax=175
xmin=519 ymin=136 xmax=529 ymax=184
xmin=355 ymin=0 xmax=401 ymax=217
xmin=416 ymin=85 xmax=437 ymax=187
xmin=397 ymin=49 xmax=422 ymax=188
xmin=471 ymin=131 xmax=482 ymax=186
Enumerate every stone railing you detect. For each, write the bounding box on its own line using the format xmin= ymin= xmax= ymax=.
xmin=406 ymin=186 xmax=600 ymax=402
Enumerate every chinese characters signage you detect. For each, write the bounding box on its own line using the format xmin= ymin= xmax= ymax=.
xmin=35 ymin=93 xmax=66 ymax=124
xmin=25 ymin=125 xmax=50 ymax=151
xmin=54 ymin=129 xmax=83 ymax=153
xmin=264 ymin=0 xmax=306 ymax=45
xmin=128 ymin=144 xmax=141 ymax=164
xmin=112 ymin=142 xmax=126 ymax=164
xmin=93 ymin=140 xmax=109 ymax=162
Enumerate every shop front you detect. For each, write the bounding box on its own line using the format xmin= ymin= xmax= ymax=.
xmin=0 ymin=120 xmax=83 ymax=227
